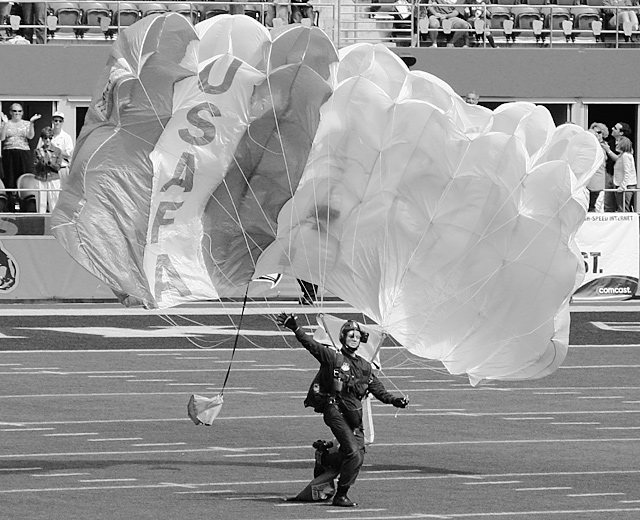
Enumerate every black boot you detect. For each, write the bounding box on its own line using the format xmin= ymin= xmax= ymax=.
xmin=332 ymin=487 xmax=356 ymax=507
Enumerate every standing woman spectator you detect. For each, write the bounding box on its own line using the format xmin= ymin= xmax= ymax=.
xmin=0 ymin=104 xmax=41 ymax=212
xmin=612 ymin=136 xmax=637 ymax=212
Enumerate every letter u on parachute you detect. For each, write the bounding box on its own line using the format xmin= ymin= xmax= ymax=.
xmin=51 ymin=14 xmax=604 ymax=387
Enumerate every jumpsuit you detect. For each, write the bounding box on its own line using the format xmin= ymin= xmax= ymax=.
xmin=294 ymin=329 xmax=398 ymax=489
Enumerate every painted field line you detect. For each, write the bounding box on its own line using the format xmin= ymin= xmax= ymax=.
xmin=598 ymin=426 xmax=640 ymax=430
xmin=294 ymin=508 xmax=640 ymax=519
xmin=44 ymin=433 xmax=98 ymax=437
xmin=86 ymin=438 xmax=143 ymax=442
xmin=1 ymin=428 xmax=55 ymax=432
xmin=77 ymin=479 xmax=137 ymax=483
xmin=4 ymin=438 xmax=640 ymax=461
xmin=223 ymin=453 xmax=280 ymax=458
xmin=32 ymin=473 xmax=90 ymax=478
xmin=0 ymin=467 xmax=41 ymax=472
xmin=132 ymin=443 xmax=186 ymax=447
xmin=464 ymin=481 xmax=521 ymax=485
xmin=567 ymin=492 xmax=626 ymax=497
xmin=515 ymin=487 xmax=572 ymax=491
xmin=577 ymin=396 xmax=625 ymax=399
xmin=175 ymin=490 xmax=236 ymax=494
xmin=549 ymin=422 xmax=600 ymax=425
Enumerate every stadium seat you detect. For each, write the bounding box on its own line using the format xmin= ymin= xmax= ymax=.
xmin=110 ymin=2 xmax=141 ymax=29
xmin=16 ymin=174 xmax=38 ymax=213
xmin=487 ymin=5 xmax=513 ymax=30
xmin=512 ymin=5 xmax=543 ymax=30
xmin=167 ymin=3 xmax=200 ymax=24
xmin=77 ymin=2 xmax=112 ymax=39
xmin=53 ymin=2 xmax=82 ymax=35
xmin=572 ymin=5 xmax=603 ymax=39
xmin=200 ymin=3 xmax=230 ymax=20
xmin=541 ymin=4 xmax=573 ymax=30
xmin=140 ymin=3 xmax=169 ymax=18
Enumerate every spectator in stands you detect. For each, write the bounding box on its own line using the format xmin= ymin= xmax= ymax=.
xmin=587 ymin=122 xmax=608 ymax=212
xmin=603 ymin=0 xmax=639 ymax=40
xmin=422 ymin=0 xmax=471 ymax=48
xmin=602 ymin=121 xmax=633 ymax=212
xmin=0 ymin=2 xmax=10 ymax=40
xmin=0 ymin=104 xmax=41 ymax=212
xmin=465 ymin=91 xmax=479 ymax=105
xmin=33 ymin=126 xmax=63 ymax=213
xmin=20 ymin=2 xmax=47 ymax=44
xmin=37 ymin=111 xmax=73 ymax=184
xmin=272 ymin=0 xmax=291 ymax=27
xmin=465 ymin=0 xmax=497 ymax=48
xmin=612 ymin=136 xmax=636 ymax=212
xmin=291 ymin=0 xmax=314 ymax=24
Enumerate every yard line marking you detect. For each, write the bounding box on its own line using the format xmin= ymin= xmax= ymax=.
xmin=223 ymin=453 xmax=280 ymax=458
xmin=567 ymin=492 xmax=626 ymax=497
xmin=0 ymin=422 xmax=25 ymax=426
xmin=0 ymin=467 xmax=41 ymax=472
xmin=1 ymin=428 xmax=55 ymax=432
xmin=363 ymin=470 xmax=421 ymax=474
xmin=11 ymin=367 xmax=59 ymax=370
xmin=0 ymin=484 xmax=184 ymax=493
xmin=44 ymin=433 xmax=98 ymax=437
xmin=127 ymin=380 xmax=174 ymax=382
xmin=561 ymin=365 xmax=640 ymax=369
xmin=131 ymin=443 xmax=187 ymax=447
xmin=533 ymin=392 xmax=581 ymax=395
xmin=515 ymin=487 xmax=572 ymax=491
xmin=265 ymin=459 xmax=313 ymax=463
xmin=87 ymin=375 xmax=131 ymax=378
xmin=4 ymin=439 xmax=640 ymax=460
xmin=597 ymin=426 xmax=640 ymax=430
xmin=577 ymin=396 xmax=624 ymax=399
xmin=86 ymin=438 xmax=143 ymax=442
xmin=502 ymin=417 xmax=554 ymax=421
xmin=32 ymin=473 xmax=90 ymax=477
xmin=77 ymin=479 xmax=137 ymax=483
xmin=0 ymin=363 xmax=22 ymax=366
xmin=175 ymin=490 xmax=237 ymax=494
xmin=137 ymin=353 xmax=183 ymax=356
xmin=289 ymin=509 xmax=640 ymax=519
xmin=550 ymin=422 xmax=600 ymax=425
xmin=464 ymin=481 xmax=521 ymax=486
xmin=620 ymin=500 xmax=640 ymax=503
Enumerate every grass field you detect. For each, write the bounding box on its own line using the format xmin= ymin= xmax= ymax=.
xmin=0 ymin=302 xmax=639 ymax=519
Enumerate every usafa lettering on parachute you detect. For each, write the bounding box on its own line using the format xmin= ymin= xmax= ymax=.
xmin=146 ymin=53 xmax=264 ymax=308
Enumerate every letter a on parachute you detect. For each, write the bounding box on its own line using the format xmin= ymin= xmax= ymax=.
xmin=52 ymin=16 xmax=603 ymax=386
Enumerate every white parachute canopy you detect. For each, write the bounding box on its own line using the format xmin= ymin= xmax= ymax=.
xmin=255 ymin=43 xmax=603 ymax=386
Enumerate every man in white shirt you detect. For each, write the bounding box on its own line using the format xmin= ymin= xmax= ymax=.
xmin=38 ymin=111 xmax=74 ymax=182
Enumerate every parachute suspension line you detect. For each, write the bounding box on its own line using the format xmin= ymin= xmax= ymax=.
xmin=156 ymin=313 xmax=232 ymax=350
xmin=219 ymin=287 xmax=250 ymax=396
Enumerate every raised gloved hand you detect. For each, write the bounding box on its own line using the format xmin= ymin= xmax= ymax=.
xmin=276 ymin=312 xmax=298 ymax=331
xmin=392 ymin=396 xmax=409 ymax=408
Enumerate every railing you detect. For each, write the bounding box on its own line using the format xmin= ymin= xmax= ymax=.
xmin=1 ymin=0 xmax=639 ymax=48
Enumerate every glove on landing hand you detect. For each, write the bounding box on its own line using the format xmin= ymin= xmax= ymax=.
xmin=276 ymin=312 xmax=298 ymax=331
xmin=392 ymin=396 xmax=409 ymax=408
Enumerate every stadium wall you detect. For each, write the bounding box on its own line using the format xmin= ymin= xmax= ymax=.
xmin=1 ymin=45 xmax=640 ymax=100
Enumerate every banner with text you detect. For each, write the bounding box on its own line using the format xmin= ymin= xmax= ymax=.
xmin=573 ymin=213 xmax=639 ymax=301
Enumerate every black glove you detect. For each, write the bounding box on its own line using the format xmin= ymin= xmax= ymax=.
xmin=392 ymin=396 xmax=409 ymax=408
xmin=276 ymin=312 xmax=298 ymax=331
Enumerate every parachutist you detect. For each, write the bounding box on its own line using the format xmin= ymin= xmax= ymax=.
xmin=276 ymin=312 xmax=408 ymax=507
